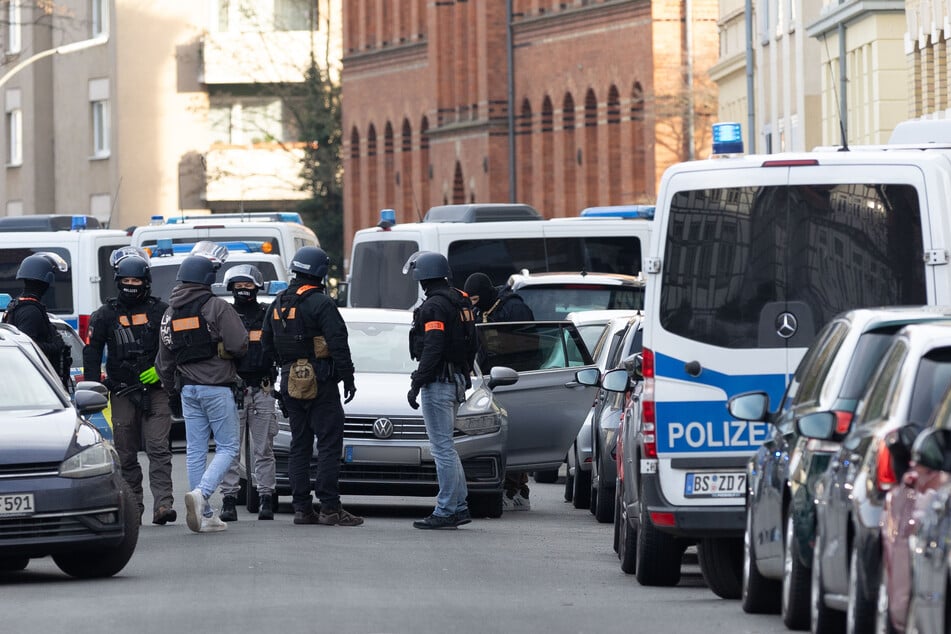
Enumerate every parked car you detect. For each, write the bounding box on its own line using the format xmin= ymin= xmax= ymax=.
xmin=806 ymin=322 xmax=951 ymax=632
xmin=726 ymin=307 xmax=951 ymax=625
xmin=505 ymin=271 xmax=645 ymax=321
xmin=565 ymin=312 xmax=641 ymax=509
xmin=272 ymin=308 xmax=519 ymax=517
xmin=0 ymin=322 xmax=137 ymax=578
xmin=576 ymin=314 xmax=644 ymax=523
xmin=876 ymin=391 xmax=951 ymax=634
xmin=52 ymin=316 xmax=112 ymax=442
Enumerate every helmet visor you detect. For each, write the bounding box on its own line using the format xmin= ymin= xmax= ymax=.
xmin=109 ymin=246 xmax=150 ymax=269
xmin=37 ymin=251 xmax=69 ymax=273
xmin=190 ymin=240 xmax=229 ymax=267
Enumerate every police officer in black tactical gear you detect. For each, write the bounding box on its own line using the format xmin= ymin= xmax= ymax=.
xmin=405 ymin=251 xmax=474 ymax=530
xmin=218 ymin=264 xmax=279 ymax=522
xmin=261 ymin=246 xmax=363 ymax=527
xmin=3 ymin=251 xmax=72 ymax=389
xmin=84 ymin=247 xmax=177 ymax=525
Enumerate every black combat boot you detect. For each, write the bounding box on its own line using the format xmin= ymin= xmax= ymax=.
xmin=258 ymin=494 xmax=274 ymax=520
xmin=219 ymin=495 xmax=238 ymax=522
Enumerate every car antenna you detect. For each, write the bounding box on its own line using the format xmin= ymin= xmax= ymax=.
xmin=107 ymin=176 xmax=122 ymax=230
xmin=822 ymin=35 xmax=849 ymax=152
xmin=409 ymin=182 xmax=424 ymax=222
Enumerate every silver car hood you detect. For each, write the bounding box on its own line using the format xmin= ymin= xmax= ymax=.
xmin=347 ymin=373 xmax=422 ymax=418
xmin=0 ymin=408 xmax=82 ymax=464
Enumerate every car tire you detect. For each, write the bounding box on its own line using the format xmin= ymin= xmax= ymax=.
xmin=618 ymin=482 xmax=637 ymax=574
xmin=533 ymin=468 xmax=559 ymax=484
xmin=246 ymin=486 xmax=260 ymax=514
xmin=635 ymin=485 xmax=682 ymax=587
xmin=594 ymin=473 xmax=614 ymax=523
xmin=468 ymin=492 xmax=503 ymax=519
xmin=52 ymin=481 xmax=139 ymax=579
xmin=564 ymin=463 xmax=574 ymax=502
xmin=698 ymin=537 xmax=743 ymax=599
xmin=783 ymin=513 xmax=812 ymax=630
xmin=811 ymin=527 xmax=846 ymax=633
xmin=572 ymin=454 xmax=592 ymax=510
xmin=847 ymin=538 xmax=880 ymax=634
xmin=742 ymin=504 xmax=780 ymax=614
xmin=613 ymin=480 xmax=623 ymax=554
xmin=0 ymin=556 xmax=29 ymax=571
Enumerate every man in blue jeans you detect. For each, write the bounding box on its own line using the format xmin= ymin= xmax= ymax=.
xmin=404 ymin=252 xmax=475 ymax=530
xmin=156 ymin=252 xmax=248 ymax=534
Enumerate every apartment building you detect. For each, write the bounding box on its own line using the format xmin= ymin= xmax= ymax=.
xmin=0 ymin=0 xmax=339 ymax=229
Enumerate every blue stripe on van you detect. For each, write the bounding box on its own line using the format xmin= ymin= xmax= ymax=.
xmin=654 ymin=352 xmax=788 ymax=454
xmin=63 ymin=317 xmax=78 ymax=330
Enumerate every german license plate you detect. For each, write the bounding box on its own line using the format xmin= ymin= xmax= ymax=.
xmin=344 ymin=445 xmax=421 ymax=465
xmin=0 ymin=493 xmax=35 ymax=517
xmin=684 ymin=472 xmax=745 ymax=498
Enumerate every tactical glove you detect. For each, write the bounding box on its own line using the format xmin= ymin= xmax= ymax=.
xmin=407 ymin=386 xmax=420 ymax=410
xmin=343 ymin=376 xmax=357 ymax=404
xmin=139 ymin=366 xmax=160 ymax=385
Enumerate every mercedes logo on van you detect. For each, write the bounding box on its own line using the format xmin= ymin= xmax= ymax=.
xmin=372 ymin=418 xmax=394 ymax=439
xmin=775 ymin=312 xmax=798 ymax=339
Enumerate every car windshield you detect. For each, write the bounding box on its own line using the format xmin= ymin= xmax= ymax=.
xmin=477 ymin=321 xmax=593 ymax=372
xmin=0 ymin=347 xmax=65 ymax=410
xmin=518 ymin=284 xmax=645 ymax=320
xmin=348 ymin=320 xmax=417 ymax=374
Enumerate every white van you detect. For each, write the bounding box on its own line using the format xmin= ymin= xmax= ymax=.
xmin=0 ymin=215 xmax=131 ymax=340
xmin=632 ymin=142 xmax=950 ymax=596
xmin=347 ymin=204 xmax=653 ymax=308
xmin=131 ymin=212 xmax=319 ymax=270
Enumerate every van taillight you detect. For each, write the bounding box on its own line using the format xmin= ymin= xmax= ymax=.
xmin=79 ymin=314 xmax=90 ymax=342
xmin=875 ymin=439 xmax=898 ymax=492
xmin=642 ymin=347 xmax=657 ymax=459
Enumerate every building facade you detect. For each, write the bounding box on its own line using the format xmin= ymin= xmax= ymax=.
xmin=341 ymin=0 xmax=719 ymax=256
xmin=0 ymin=0 xmax=339 ymax=229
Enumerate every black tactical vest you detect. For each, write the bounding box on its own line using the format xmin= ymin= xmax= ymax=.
xmin=163 ymin=295 xmax=217 ymax=365
xmin=269 ymin=285 xmax=321 ymax=365
xmin=235 ymin=303 xmax=267 ymax=377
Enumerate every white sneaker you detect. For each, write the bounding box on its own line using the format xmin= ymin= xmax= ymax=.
xmin=199 ymin=513 xmax=228 ymax=533
xmin=510 ymin=493 xmax=531 ymax=511
xmin=184 ymin=488 xmax=205 ymax=533
xmin=502 ymin=494 xmax=513 ymax=511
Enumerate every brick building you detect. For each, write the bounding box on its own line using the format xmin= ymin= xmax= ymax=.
xmin=341 ymin=0 xmax=719 ymax=256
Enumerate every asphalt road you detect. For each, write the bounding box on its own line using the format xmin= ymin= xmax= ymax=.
xmin=2 ymin=456 xmax=790 ymax=634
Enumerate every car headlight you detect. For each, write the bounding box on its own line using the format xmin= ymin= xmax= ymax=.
xmin=59 ymin=443 xmax=115 ymax=478
xmin=455 ymin=413 xmax=501 ymax=436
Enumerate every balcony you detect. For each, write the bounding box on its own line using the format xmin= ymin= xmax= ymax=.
xmin=204 ymin=144 xmax=309 ymax=204
xmin=201 ymin=31 xmax=323 ymax=85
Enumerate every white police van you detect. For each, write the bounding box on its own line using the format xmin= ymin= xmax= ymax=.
xmin=347 ymin=204 xmax=653 ymax=308
xmin=131 ymin=212 xmax=319 ymax=271
xmin=0 ymin=215 xmax=131 ymax=340
xmin=632 ymin=122 xmax=950 ymax=597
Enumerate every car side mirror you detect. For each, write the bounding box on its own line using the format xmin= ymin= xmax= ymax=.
xmin=796 ymin=411 xmax=836 ymax=440
xmin=575 ymin=367 xmax=600 ymax=387
xmin=487 ymin=366 xmax=518 ymax=390
xmin=622 ymin=352 xmax=643 ymax=381
xmin=75 ymin=380 xmax=108 ymax=396
xmin=333 ymin=280 xmax=349 ymax=307
xmin=75 ymin=389 xmax=108 ymax=416
xmin=728 ymin=391 xmax=770 ymax=422
xmin=601 ymin=368 xmax=630 ymax=393
xmin=911 ymin=428 xmax=951 ymax=473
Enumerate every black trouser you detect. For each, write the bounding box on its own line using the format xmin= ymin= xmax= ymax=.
xmin=285 ymin=380 xmax=345 ymax=513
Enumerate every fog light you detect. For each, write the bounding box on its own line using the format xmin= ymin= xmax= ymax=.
xmin=96 ymin=512 xmax=118 ymax=524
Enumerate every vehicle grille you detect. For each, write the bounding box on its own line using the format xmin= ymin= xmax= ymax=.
xmin=341 ymin=463 xmax=438 ymax=481
xmin=0 ymin=462 xmax=60 ymax=478
xmin=343 ymin=416 xmax=465 ymax=439
xmin=0 ymin=515 xmax=100 ymax=539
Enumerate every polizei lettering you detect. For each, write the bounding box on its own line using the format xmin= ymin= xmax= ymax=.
xmin=664 ymin=420 xmax=770 ymax=451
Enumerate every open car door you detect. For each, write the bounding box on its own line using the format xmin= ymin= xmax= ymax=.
xmin=476 ymin=321 xmax=596 ymax=472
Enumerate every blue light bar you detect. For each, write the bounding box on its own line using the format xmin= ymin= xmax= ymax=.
xmin=0 ymin=293 xmax=10 ymax=310
xmin=165 ymin=212 xmax=303 ymax=225
xmin=712 ymin=122 xmax=744 ymax=155
xmin=150 ymin=240 xmax=263 ymax=258
xmin=71 ymin=215 xmax=88 ymax=231
xmin=580 ymin=206 xmax=655 ymax=220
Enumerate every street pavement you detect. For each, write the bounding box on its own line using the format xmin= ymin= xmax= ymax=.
xmin=2 ymin=454 xmax=790 ymax=634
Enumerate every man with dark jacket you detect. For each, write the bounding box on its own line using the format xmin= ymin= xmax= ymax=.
xmin=84 ymin=248 xmax=175 ymax=525
xmin=3 ymin=252 xmax=71 ymax=388
xmin=464 ymin=272 xmax=536 ymax=511
xmin=156 ymin=254 xmax=248 ymax=534
xmin=261 ymin=246 xmax=362 ymax=527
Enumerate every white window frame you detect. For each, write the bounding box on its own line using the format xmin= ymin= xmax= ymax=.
xmin=7 ymin=108 xmax=21 ymax=166
xmin=7 ymin=1 xmax=21 ymax=54
xmin=91 ymin=0 xmax=109 ymax=37
xmin=91 ymin=100 xmax=110 ymax=158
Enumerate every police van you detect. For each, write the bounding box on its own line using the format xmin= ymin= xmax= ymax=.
xmin=630 ymin=122 xmax=951 ymax=597
xmin=0 ymin=215 xmax=131 ymax=340
xmin=131 ymin=212 xmax=319 ymax=271
xmin=347 ymin=204 xmax=653 ymax=309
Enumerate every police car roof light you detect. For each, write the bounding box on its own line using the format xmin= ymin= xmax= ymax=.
xmin=165 ymin=212 xmax=303 ymax=225
xmin=711 ymin=122 xmax=744 ymax=156
xmin=0 ymin=293 xmax=11 ymax=310
xmin=580 ymin=206 xmax=655 ymax=220
xmin=70 ymin=215 xmax=88 ymax=231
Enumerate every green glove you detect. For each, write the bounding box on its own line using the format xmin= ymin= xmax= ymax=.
xmin=139 ymin=366 xmax=160 ymax=385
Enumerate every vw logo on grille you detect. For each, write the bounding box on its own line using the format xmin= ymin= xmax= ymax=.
xmin=372 ymin=418 xmax=394 ymax=439
xmin=775 ymin=312 xmax=799 ymax=339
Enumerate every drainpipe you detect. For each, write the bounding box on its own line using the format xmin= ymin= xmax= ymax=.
xmin=685 ymin=0 xmax=695 ymax=160
xmin=745 ymin=0 xmax=755 ymax=152
xmin=506 ymin=0 xmax=517 ymax=202
xmin=838 ymin=23 xmax=848 ymax=145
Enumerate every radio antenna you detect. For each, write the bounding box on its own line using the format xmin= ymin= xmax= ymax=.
xmin=409 ymin=180 xmax=424 ymax=222
xmin=822 ymin=35 xmax=849 ymax=152
xmin=107 ymin=176 xmax=122 ymax=230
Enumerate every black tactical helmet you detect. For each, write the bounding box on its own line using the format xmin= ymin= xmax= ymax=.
xmin=17 ymin=252 xmax=68 ymax=284
xmin=290 ymin=246 xmax=329 ymax=280
xmin=403 ymin=251 xmax=450 ymax=281
xmin=177 ymin=255 xmax=218 ymax=286
xmin=114 ymin=255 xmax=152 ymax=283
xmin=223 ymin=264 xmax=264 ymax=290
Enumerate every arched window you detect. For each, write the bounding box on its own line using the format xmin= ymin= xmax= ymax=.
xmin=584 ymin=88 xmax=599 ymax=207
xmin=367 ymin=124 xmax=379 ymax=216
xmin=384 ymin=121 xmax=395 ymax=210
xmin=562 ymin=92 xmax=576 ymax=216
xmin=401 ymin=118 xmax=414 ymax=221
xmin=518 ymin=98 xmax=533 ymax=205
xmin=541 ymin=95 xmax=554 ymax=214
xmin=631 ymin=82 xmax=646 ymax=197
xmin=607 ymin=85 xmax=621 ymax=203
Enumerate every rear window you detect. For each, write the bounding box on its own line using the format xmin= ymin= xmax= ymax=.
xmin=518 ymin=284 xmax=645 ymax=321
xmin=149 ymin=260 xmax=281 ymax=302
xmin=659 ymin=184 xmax=926 ymax=349
xmin=0 ymin=247 xmax=73 ymax=313
xmin=448 ymin=236 xmax=642 ymax=288
xmin=839 ymin=329 xmax=904 ymax=399
xmin=908 ymin=349 xmax=951 ymax=426
xmin=350 ymin=240 xmax=419 ymax=309
xmin=477 ymin=322 xmax=593 ymax=373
